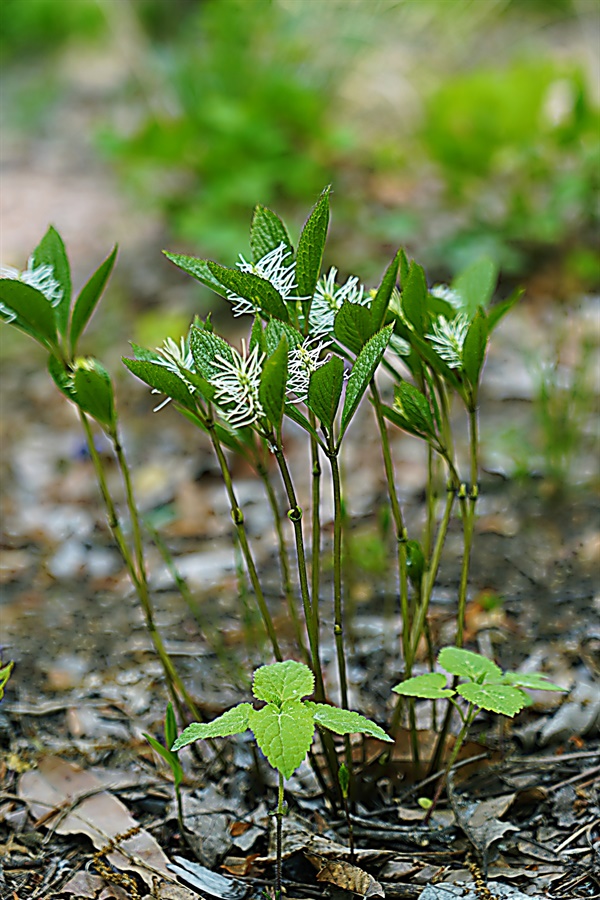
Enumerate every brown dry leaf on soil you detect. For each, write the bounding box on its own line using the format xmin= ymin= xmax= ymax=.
xmin=18 ymin=756 xmax=171 ymax=886
xmin=306 ymin=852 xmax=385 ymax=898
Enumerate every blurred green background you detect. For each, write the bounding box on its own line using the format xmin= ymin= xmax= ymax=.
xmin=2 ymin=0 xmax=598 ymax=293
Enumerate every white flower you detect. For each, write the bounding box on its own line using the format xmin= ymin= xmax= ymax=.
xmin=309 ymin=266 xmax=368 ymax=335
xmin=0 ymin=259 xmax=63 ymax=306
xmin=152 ymin=336 xmax=196 ymax=411
xmin=228 ymin=243 xmax=302 ymax=316
xmin=212 ymin=340 xmax=266 ymax=428
xmin=426 ymin=314 xmax=470 ymax=369
xmin=430 ymin=284 xmax=463 ymax=309
xmin=287 ymin=335 xmax=331 ymax=403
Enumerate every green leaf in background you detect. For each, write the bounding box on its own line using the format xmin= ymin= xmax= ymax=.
xmin=401 ymin=261 xmax=428 ymax=335
xmin=252 ymin=659 xmax=314 ymax=704
xmin=73 ymin=358 xmax=115 ymax=429
xmin=248 ymin=700 xmax=315 ymax=779
xmin=486 ymin=287 xmax=524 ymax=334
xmin=406 ymin=539 xmax=426 ymax=587
xmin=502 ymin=672 xmax=567 ymax=692
xmin=394 ymin=381 xmax=436 ymax=438
xmin=307 ymin=354 xmax=344 ymax=431
xmin=333 ymin=300 xmax=373 ymax=355
xmin=462 ymin=308 xmax=489 ymax=391
xmin=0 ymin=280 xmax=58 ymax=348
xmin=122 ymin=358 xmax=197 ymax=412
xmin=340 ymin=325 xmax=393 ymax=439
xmin=69 ymin=245 xmax=117 ymax=353
xmin=370 ymin=251 xmax=400 ymax=331
xmin=250 ymin=204 xmax=294 ymax=263
xmin=31 ymin=226 xmax=71 ymax=338
xmin=438 ymin=647 xmax=503 ymax=683
xmin=392 ymin=672 xmax=455 ymax=700
xmin=189 ymin=326 xmax=234 ymax=380
xmin=171 ymin=703 xmax=253 ymax=750
xmin=163 ymin=252 xmax=229 ymax=297
xmin=457 ymin=682 xmax=526 ymax=717
xmin=296 ymin=186 xmax=331 ymax=303
xmin=309 ymin=704 xmax=392 ymax=742
xmin=452 ymin=257 xmax=498 ymax=318
xmin=259 ymin=336 xmax=288 ymax=432
xmin=208 ymin=262 xmax=289 ymax=322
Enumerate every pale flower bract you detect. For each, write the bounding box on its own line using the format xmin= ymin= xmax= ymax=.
xmin=212 ymin=340 xmax=266 ymax=428
xmin=309 ymin=266 xmax=368 ymax=336
xmin=426 ymin=314 xmax=470 ymax=369
xmin=287 ymin=335 xmax=331 ymax=403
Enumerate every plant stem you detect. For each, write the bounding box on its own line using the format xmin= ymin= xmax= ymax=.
xmin=275 ymin=771 xmax=285 ymax=900
xmin=456 ymin=403 xmax=479 ymax=649
xmin=423 ymin=703 xmax=477 ymax=825
xmin=309 ymin=424 xmax=322 ymax=631
xmin=329 ymin=451 xmax=349 ymax=713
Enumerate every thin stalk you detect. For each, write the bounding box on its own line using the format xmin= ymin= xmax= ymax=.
xmin=207 ymin=422 xmax=282 ymax=662
xmin=275 ymin=772 xmax=285 ymax=899
xmin=424 ymin=444 xmax=436 ymax=563
xmin=456 ymin=403 xmax=479 ymax=649
xmin=309 ymin=425 xmax=322 ymax=630
xmin=423 ymin=702 xmax=477 ymax=825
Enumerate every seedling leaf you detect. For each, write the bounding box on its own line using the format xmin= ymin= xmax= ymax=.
xmin=457 ymin=682 xmax=526 ymax=717
xmin=252 ymin=660 xmax=314 ymax=704
xmin=502 ymin=672 xmax=567 ymax=692
xmin=438 ymin=647 xmax=502 ymax=682
xmin=310 ymin=704 xmax=393 ymax=742
xmin=392 ymin=673 xmax=455 ymax=700
xmin=249 ymin=700 xmax=315 ymax=780
xmin=171 ymin=703 xmax=253 ymax=750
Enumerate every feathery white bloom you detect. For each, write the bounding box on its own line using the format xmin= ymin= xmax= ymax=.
xmin=212 ymin=340 xmax=266 ymax=427
xmin=228 ymin=243 xmax=302 ymax=316
xmin=430 ymin=284 xmax=463 ymax=309
xmin=426 ymin=314 xmax=469 ymax=369
xmin=287 ymin=335 xmax=331 ymax=402
xmin=152 ymin=336 xmax=196 ymax=411
xmin=0 ymin=259 xmax=63 ymax=306
xmin=309 ymin=266 xmax=368 ymax=335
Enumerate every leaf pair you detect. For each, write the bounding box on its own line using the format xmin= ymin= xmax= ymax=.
xmin=172 ymin=660 xmax=392 ymax=780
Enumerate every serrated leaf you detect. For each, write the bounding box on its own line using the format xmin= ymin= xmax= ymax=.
xmin=259 ymin=337 xmax=288 ymax=431
xmin=309 ymin=704 xmax=393 ymax=742
xmin=32 ymin=226 xmax=71 ymax=338
xmin=452 ymin=257 xmax=498 ymax=317
xmin=70 ymin=246 xmax=117 ymax=352
xmin=401 ymin=262 xmax=428 ymax=335
xmin=340 ymin=325 xmax=392 ymax=439
xmin=189 ymin=327 xmax=234 ymax=380
xmin=501 ymin=673 xmax=567 ymax=692
xmin=264 ymin=318 xmax=303 ymax=355
xmin=163 ymin=252 xmax=228 ymax=296
xmin=370 ymin=252 xmax=400 ymax=331
xmin=392 ymin=673 xmax=455 ymax=700
xmin=379 ymin=401 xmax=429 ymax=442
xmin=249 ymin=700 xmax=315 ymax=779
xmin=333 ymin=301 xmax=373 ymax=355
xmin=307 ymin=354 xmax=344 ymax=430
xmin=122 ymin=358 xmax=197 ymax=412
xmin=171 ymin=703 xmax=253 ymax=751
xmin=249 ymin=316 xmax=266 ymax=354
xmin=394 ymin=381 xmax=436 ymax=437
xmin=252 ymin=660 xmax=314 ymax=705
xmin=457 ymin=682 xmax=526 ymax=717
xmin=462 ymin=309 xmax=488 ymax=390
xmin=296 ymin=186 xmax=330 ymax=302
xmin=0 ymin=280 xmax=58 ymax=348
xmin=487 ymin=287 xmax=524 ymax=333
xmin=438 ymin=647 xmax=503 ymax=682
xmin=208 ymin=262 xmax=288 ymax=322
xmin=73 ymin=359 xmax=115 ymax=428
xmin=250 ymin=205 xmax=293 ymax=262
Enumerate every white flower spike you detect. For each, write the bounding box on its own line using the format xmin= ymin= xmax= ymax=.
xmin=426 ymin=314 xmax=470 ymax=369
xmin=228 ymin=243 xmax=302 ymax=317
xmin=152 ymin=336 xmax=196 ymax=412
xmin=309 ymin=266 xmax=368 ymax=336
xmin=212 ymin=340 xmax=266 ymax=428
xmin=287 ymin=335 xmax=331 ymax=403
xmin=0 ymin=258 xmax=63 ymax=307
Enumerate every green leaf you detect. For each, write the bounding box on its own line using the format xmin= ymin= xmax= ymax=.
xmin=171 ymin=703 xmax=253 ymax=750
xmin=406 ymin=540 xmax=426 ymax=587
xmin=370 ymin=252 xmax=400 ymax=331
xmin=296 ymin=186 xmax=330 ymax=301
xmin=208 ymin=262 xmax=288 ymax=322
xmin=393 ymin=317 xmax=463 ymax=392
xmin=438 ymin=647 xmax=503 ymax=683
xmin=250 ymin=205 xmax=293 ymax=262
xmin=379 ymin=401 xmax=429 ymax=442
xmin=307 ymin=354 xmax=344 ymax=430
xmin=452 ymin=257 xmax=498 ymax=317
xmin=487 ymin=288 xmax=524 ymax=333
xmin=165 ymin=702 xmax=177 ymax=749
xmin=32 ymin=226 xmax=71 ymax=338
xmin=264 ymin=318 xmax=303 ymax=355
xmin=338 ymin=763 xmax=350 ymax=797
xmin=457 ymin=682 xmax=526 ymax=717
xmin=392 ymin=673 xmax=455 ymax=700
xmin=333 ymin=301 xmax=373 ymax=355
xmin=462 ymin=309 xmax=488 ymax=390
xmin=401 ymin=262 xmax=428 ymax=335
xmin=259 ymin=337 xmax=288 ymax=431
xmin=163 ymin=252 xmax=228 ymax=297
xmin=309 ymin=704 xmax=393 ymax=742
xmin=189 ymin=326 xmax=234 ymax=380
xmin=48 ymin=354 xmax=77 ymax=403
xmin=0 ymin=280 xmax=58 ymax=348
xmin=340 ymin=325 xmax=393 ymax=439
xmin=70 ymin=246 xmax=117 ymax=353
xmin=144 ymin=733 xmax=183 ymax=789
xmin=501 ymin=673 xmax=567 ymax=692
xmin=284 ymin=403 xmax=323 ymax=443
xmin=0 ymin=661 xmax=14 ymax=700
xmin=249 ymin=700 xmax=315 ymax=779
xmin=398 ymin=248 xmax=410 ymax=287
xmin=394 ymin=381 xmax=436 ymax=437
xmin=249 ymin=317 xmax=266 ymax=354
xmin=252 ymin=660 xmax=314 ymax=705
xmin=122 ymin=358 xmax=197 ymax=412
xmin=73 ymin=358 xmax=115 ymax=428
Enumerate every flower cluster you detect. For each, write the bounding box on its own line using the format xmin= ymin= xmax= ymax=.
xmin=153 ymin=337 xmax=197 ymax=411
xmin=0 ymin=260 xmax=64 ymax=323
xmin=228 ymin=243 xmax=302 ymax=317
xmin=212 ymin=340 xmax=266 ymax=428
xmin=425 ymin=314 xmax=470 ymax=369
xmin=287 ymin=335 xmax=331 ymax=403
xmin=309 ymin=267 xmax=368 ymax=336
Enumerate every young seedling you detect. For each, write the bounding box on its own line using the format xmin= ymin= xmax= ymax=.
xmin=172 ymin=660 xmax=393 ymax=898
xmin=0 ymin=660 xmax=14 ymax=701
xmin=144 ymin=703 xmax=185 ymax=837
xmin=393 ymin=647 xmax=566 ymax=821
